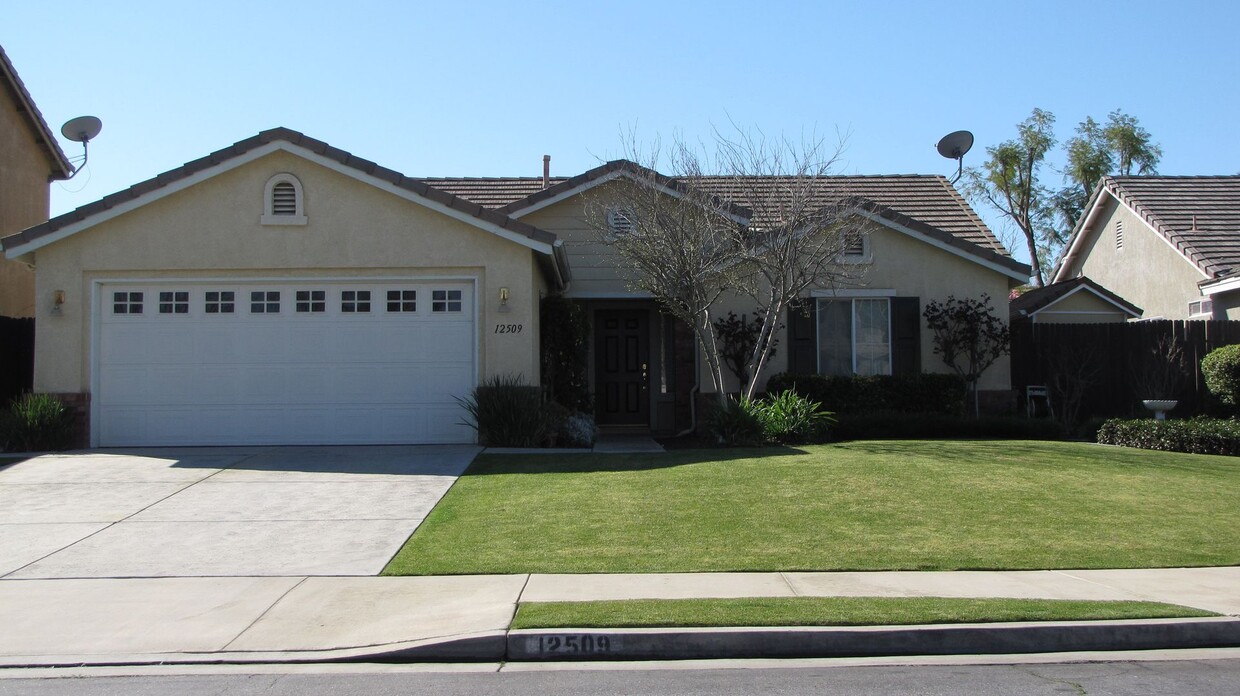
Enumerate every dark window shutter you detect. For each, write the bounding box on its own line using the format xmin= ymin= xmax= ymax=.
xmin=891 ymin=297 xmax=921 ymax=376
xmin=787 ymin=299 xmax=818 ymax=374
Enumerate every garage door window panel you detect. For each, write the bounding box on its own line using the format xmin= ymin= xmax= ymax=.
xmin=205 ymin=291 xmax=235 ymax=314
xmin=296 ymin=290 xmax=326 ymax=313
xmin=159 ymin=291 xmax=190 ymax=315
xmin=432 ymin=289 xmax=462 ymax=313
xmin=251 ymin=291 xmax=281 ymax=314
xmin=342 ymin=290 xmax=371 ymax=313
xmin=113 ymin=292 xmax=144 ymax=315
xmin=387 ymin=290 xmax=416 ymax=313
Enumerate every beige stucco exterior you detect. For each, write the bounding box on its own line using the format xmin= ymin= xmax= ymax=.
xmin=1023 ymin=288 xmax=1132 ymax=324
xmin=22 ymin=150 xmax=546 ymax=397
xmin=0 ymin=81 xmax=56 ymax=317
xmin=522 ymin=184 xmax=1019 ymax=393
xmin=1060 ymin=196 xmax=1210 ymax=320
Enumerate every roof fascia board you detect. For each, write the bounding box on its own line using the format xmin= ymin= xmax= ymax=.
xmin=509 ymin=169 xmax=750 ymax=225
xmin=1200 ymin=276 xmax=1240 ymax=296
xmin=5 ymin=141 xmax=553 ymax=258
xmin=853 ymin=209 xmax=1029 ymax=282
xmin=1051 ymin=185 xmax=1111 ymax=282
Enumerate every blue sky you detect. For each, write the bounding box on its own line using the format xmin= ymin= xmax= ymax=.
xmin=5 ymin=0 xmax=1238 ymax=260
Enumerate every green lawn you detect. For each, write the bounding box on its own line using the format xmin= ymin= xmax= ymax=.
xmin=511 ymin=598 xmax=1217 ymax=629
xmin=383 ymin=441 xmax=1240 ymax=575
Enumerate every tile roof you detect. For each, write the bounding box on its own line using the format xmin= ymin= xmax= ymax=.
xmin=1010 ymin=276 xmax=1142 ymax=319
xmin=0 ymin=44 xmax=73 ymax=179
xmin=2 ymin=128 xmax=559 ymax=253
xmin=1103 ymin=176 xmax=1240 ymax=279
xmin=419 ymin=164 xmax=1009 ymax=258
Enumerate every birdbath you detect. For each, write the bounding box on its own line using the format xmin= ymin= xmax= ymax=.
xmin=1142 ymin=399 xmax=1178 ymax=421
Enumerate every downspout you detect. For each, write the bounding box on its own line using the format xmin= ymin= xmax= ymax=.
xmin=674 ymin=331 xmax=701 ymax=437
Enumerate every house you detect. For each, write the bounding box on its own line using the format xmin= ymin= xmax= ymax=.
xmin=1010 ymin=276 xmax=1142 ymax=324
xmin=0 ymin=44 xmax=74 ymax=318
xmin=1 ymin=128 xmax=1029 ymax=447
xmin=1054 ymin=176 xmax=1240 ymax=320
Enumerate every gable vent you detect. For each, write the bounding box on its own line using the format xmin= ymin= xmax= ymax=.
xmin=844 ymin=229 xmax=866 ymax=256
xmin=1115 ymin=220 xmax=1124 ymax=251
xmin=607 ymin=208 xmax=635 ymax=235
xmin=272 ymin=182 xmax=298 ymax=215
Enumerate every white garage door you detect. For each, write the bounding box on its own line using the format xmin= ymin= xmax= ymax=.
xmin=96 ymin=280 xmax=476 ymax=446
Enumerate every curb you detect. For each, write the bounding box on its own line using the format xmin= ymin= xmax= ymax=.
xmin=2 ymin=619 xmax=1238 ymax=667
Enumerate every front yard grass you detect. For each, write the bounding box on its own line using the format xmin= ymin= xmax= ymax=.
xmin=511 ymin=598 xmax=1217 ymax=629
xmin=383 ymin=440 xmax=1240 ymax=575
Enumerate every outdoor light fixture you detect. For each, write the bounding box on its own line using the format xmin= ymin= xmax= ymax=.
xmin=498 ymin=287 xmax=511 ymax=313
xmin=51 ymin=290 xmax=65 ymax=315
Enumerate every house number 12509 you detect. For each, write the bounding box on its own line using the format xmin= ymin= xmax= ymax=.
xmin=494 ymin=324 xmax=524 ymax=334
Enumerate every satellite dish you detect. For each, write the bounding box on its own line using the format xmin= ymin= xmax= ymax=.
xmin=936 ymin=130 xmax=974 ymax=160
xmin=61 ymin=115 xmax=103 ymax=143
xmin=936 ymin=130 xmax=974 ymax=184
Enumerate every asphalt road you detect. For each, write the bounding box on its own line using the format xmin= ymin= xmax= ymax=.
xmin=3 ymin=658 xmax=1239 ymax=695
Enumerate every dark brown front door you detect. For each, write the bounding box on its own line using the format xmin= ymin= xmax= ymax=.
xmin=595 ymin=309 xmax=650 ymax=426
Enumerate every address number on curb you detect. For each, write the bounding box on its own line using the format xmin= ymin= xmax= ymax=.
xmin=527 ymin=634 xmax=616 ymax=656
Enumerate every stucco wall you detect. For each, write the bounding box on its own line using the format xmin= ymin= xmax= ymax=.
xmin=1028 ymin=289 xmax=1130 ymax=324
xmin=1066 ymin=196 xmax=1209 ymax=320
xmin=0 ymin=84 xmax=54 ymax=317
xmin=29 ymin=150 xmax=544 ymax=394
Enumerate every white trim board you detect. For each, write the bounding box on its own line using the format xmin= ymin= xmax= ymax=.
xmin=1026 ymin=284 xmax=1141 ymax=318
xmin=811 ymin=288 xmax=896 ymax=298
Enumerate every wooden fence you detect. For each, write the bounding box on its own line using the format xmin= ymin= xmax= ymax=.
xmin=1010 ymin=320 xmax=1240 ymax=422
xmin=0 ymin=317 xmax=34 ymax=406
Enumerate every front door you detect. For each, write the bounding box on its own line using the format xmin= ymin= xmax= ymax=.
xmin=595 ymin=309 xmax=650 ymax=426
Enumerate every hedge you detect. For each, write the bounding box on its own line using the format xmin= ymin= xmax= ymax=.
xmin=765 ymin=372 xmax=968 ymax=417
xmin=832 ymin=411 xmax=1065 ymax=442
xmin=1097 ymin=417 xmax=1240 ymax=456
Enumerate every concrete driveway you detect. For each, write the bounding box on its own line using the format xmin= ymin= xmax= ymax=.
xmin=0 ymin=445 xmax=479 ymax=578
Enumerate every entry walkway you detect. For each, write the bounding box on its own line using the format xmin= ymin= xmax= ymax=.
xmin=0 ymin=567 xmax=1236 ymax=665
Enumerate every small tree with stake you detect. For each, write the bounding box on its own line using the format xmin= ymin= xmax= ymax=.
xmin=923 ymin=294 xmax=1010 ymax=417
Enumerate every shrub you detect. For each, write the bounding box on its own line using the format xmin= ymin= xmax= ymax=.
xmin=458 ymin=374 xmax=549 ymax=447
xmin=758 ymin=390 xmax=835 ymax=444
xmin=831 ymin=411 xmax=1066 ymax=442
xmin=560 ymin=412 xmax=599 ymax=448
xmin=766 ymin=373 xmax=967 ymax=416
xmin=540 ymin=296 xmax=591 ymax=412
xmin=707 ymin=397 xmax=767 ymax=447
xmin=1202 ymin=345 xmax=1240 ymax=407
xmin=1 ymin=393 xmax=75 ymax=452
xmin=1097 ymin=417 xmax=1240 ymax=456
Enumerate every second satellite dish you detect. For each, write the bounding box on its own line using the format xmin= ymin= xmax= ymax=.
xmin=61 ymin=115 xmax=103 ymax=144
xmin=936 ymin=130 xmax=974 ymax=160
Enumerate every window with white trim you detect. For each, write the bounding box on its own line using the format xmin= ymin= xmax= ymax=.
xmin=295 ymin=290 xmax=326 ymax=313
xmin=205 ymin=291 xmax=235 ymax=314
xmin=112 ymin=291 xmax=144 ymax=315
xmin=260 ymin=173 xmax=307 ymax=225
xmin=432 ymin=289 xmax=463 ymax=313
xmin=817 ymin=298 xmax=891 ymax=376
xmin=1189 ymin=298 xmax=1213 ymax=317
xmin=341 ymin=290 xmax=371 ymax=313
xmin=158 ymin=291 xmax=190 ymax=315
xmin=386 ymin=290 xmax=416 ymax=312
xmin=250 ymin=291 xmax=281 ymax=314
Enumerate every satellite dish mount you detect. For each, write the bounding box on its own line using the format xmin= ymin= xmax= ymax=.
xmin=60 ymin=115 xmax=103 ymax=180
xmin=936 ymin=130 xmax=974 ymax=185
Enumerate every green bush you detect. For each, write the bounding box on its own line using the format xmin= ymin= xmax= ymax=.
xmin=1 ymin=393 xmax=75 ymax=452
xmin=758 ymin=390 xmax=835 ymax=444
xmin=458 ymin=375 xmax=549 ymax=447
xmin=707 ymin=397 xmax=767 ymax=447
xmin=1097 ymin=417 xmax=1240 ymax=456
xmin=1202 ymin=345 xmax=1240 ymax=407
xmin=766 ymin=373 xmax=967 ymax=416
xmin=832 ymin=411 xmax=1066 ymax=442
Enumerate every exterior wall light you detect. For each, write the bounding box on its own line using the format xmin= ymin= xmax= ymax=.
xmin=51 ymin=290 xmax=66 ymax=315
xmin=498 ymin=287 xmax=511 ymax=313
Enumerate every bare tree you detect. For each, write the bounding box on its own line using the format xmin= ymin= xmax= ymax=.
xmin=587 ymin=126 xmax=859 ymax=404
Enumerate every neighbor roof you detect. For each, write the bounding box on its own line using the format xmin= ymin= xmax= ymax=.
xmin=1010 ymin=276 xmax=1142 ymax=319
xmin=1056 ymin=175 xmax=1240 ymax=281
xmin=0 ymin=44 xmax=73 ymax=179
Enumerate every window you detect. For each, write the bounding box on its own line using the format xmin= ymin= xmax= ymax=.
xmin=205 ymin=291 xmax=235 ymax=314
xmin=296 ymin=290 xmax=326 ymax=313
xmin=113 ymin=291 xmax=143 ymax=315
xmin=260 ymin=173 xmax=307 ymax=225
xmin=606 ymin=207 xmax=634 ymax=236
xmin=387 ymin=290 xmax=416 ymax=312
xmin=1115 ymin=220 xmax=1124 ymax=251
xmin=158 ymin=291 xmax=190 ymax=314
xmin=816 ymin=298 xmax=891 ymax=376
xmin=432 ymin=289 xmax=463 ymax=313
xmin=342 ymin=290 xmax=371 ymax=313
xmin=250 ymin=290 xmax=280 ymax=313
xmin=1189 ymin=299 xmax=1214 ymax=317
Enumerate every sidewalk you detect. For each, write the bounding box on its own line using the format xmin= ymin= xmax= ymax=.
xmin=1 ymin=567 xmax=1238 ymax=666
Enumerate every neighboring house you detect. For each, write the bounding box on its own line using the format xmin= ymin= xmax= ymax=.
xmin=1 ymin=128 xmax=1028 ymax=447
xmin=0 ymin=45 xmax=74 ymax=318
xmin=1054 ymin=176 xmax=1240 ymax=320
xmin=1010 ymin=276 xmax=1142 ymax=324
